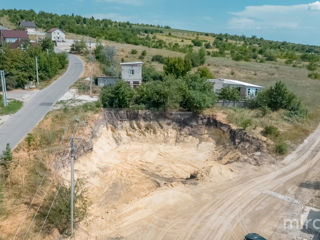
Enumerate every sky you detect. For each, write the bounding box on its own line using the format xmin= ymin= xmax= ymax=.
xmin=1 ymin=0 xmax=320 ymax=45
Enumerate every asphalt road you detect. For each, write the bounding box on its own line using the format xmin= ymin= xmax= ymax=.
xmin=0 ymin=54 xmax=83 ymax=152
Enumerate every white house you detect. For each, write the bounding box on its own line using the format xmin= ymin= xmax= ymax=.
xmin=46 ymin=28 xmax=65 ymax=42
xmin=19 ymin=21 xmax=37 ymax=34
xmin=120 ymin=62 xmax=143 ymax=89
xmin=0 ymin=30 xmax=28 ymax=44
xmin=209 ymin=78 xmax=263 ymax=98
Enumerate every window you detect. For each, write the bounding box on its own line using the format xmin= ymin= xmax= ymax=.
xmin=129 ymin=69 xmax=135 ymax=75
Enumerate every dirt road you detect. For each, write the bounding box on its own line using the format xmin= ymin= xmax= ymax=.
xmin=69 ymin=120 xmax=320 ymax=240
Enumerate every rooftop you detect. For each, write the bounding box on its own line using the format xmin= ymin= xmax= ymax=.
xmin=20 ymin=21 xmax=36 ymax=28
xmin=209 ymin=78 xmax=263 ymax=88
xmin=120 ymin=62 xmax=143 ymax=66
xmin=47 ymin=28 xmax=63 ymax=33
xmin=1 ymin=30 xmax=28 ymax=39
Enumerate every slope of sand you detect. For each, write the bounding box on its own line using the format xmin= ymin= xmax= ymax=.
xmin=59 ymin=120 xmax=236 ymax=239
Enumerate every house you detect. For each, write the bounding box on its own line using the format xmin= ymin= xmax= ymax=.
xmin=19 ymin=21 xmax=36 ymax=34
xmin=209 ymin=78 xmax=263 ymax=98
xmin=46 ymin=28 xmax=65 ymax=42
xmin=0 ymin=30 xmax=28 ymax=44
xmin=120 ymin=62 xmax=143 ymax=88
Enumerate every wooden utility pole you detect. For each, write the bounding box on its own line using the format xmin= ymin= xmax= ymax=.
xmin=70 ymin=136 xmax=75 ymax=236
xmin=0 ymin=70 xmax=8 ymax=107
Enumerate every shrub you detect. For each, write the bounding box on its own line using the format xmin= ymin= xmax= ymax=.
xmin=185 ymin=48 xmax=206 ymax=67
xmin=251 ymin=81 xmax=306 ymax=118
xmin=308 ymin=72 xmax=320 ymax=79
xmin=152 ymin=55 xmax=165 ymax=64
xmin=218 ymin=86 xmax=241 ymax=101
xmin=263 ymin=125 xmax=280 ymax=138
xmin=131 ymin=49 xmax=137 ymax=54
xmin=163 ymin=57 xmax=191 ymax=77
xmin=70 ymin=39 xmax=88 ymax=55
xmin=240 ymin=119 xmax=253 ymax=130
xmin=196 ymin=66 xmax=213 ymax=79
xmin=0 ymin=143 xmax=12 ymax=177
xmin=100 ymin=81 xmax=134 ymax=108
xmin=36 ymin=183 xmax=87 ymax=235
xmin=142 ymin=66 xmax=163 ymax=82
xmin=275 ymin=142 xmax=288 ymax=155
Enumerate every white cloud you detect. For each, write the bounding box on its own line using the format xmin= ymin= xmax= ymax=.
xmin=229 ymin=1 xmax=320 ymax=31
xmin=96 ymin=0 xmax=143 ymax=6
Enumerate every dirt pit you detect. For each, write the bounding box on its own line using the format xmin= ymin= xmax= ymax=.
xmin=60 ymin=119 xmax=239 ymax=239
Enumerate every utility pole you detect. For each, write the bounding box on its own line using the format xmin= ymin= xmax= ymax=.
xmin=0 ymin=70 xmax=7 ymax=107
xmin=70 ymin=136 xmax=75 ymax=236
xmin=89 ymin=40 xmax=93 ymax=98
xmin=35 ymin=57 xmax=39 ymax=86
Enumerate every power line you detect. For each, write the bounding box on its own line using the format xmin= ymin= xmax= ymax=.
xmin=36 ymin=184 xmax=62 ymax=240
xmin=12 ymin=175 xmax=47 ymax=240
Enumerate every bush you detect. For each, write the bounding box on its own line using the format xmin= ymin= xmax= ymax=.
xmin=0 ymin=143 xmax=12 ymax=177
xmin=131 ymin=49 xmax=137 ymax=54
xmin=152 ymin=55 xmax=165 ymax=64
xmin=36 ymin=183 xmax=87 ymax=235
xmin=308 ymin=72 xmax=320 ymax=79
xmin=263 ymin=125 xmax=280 ymax=138
xmin=100 ymin=81 xmax=134 ymax=108
xmin=218 ymin=86 xmax=241 ymax=101
xmin=275 ymin=142 xmax=288 ymax=155
xmin=240 ymin=119 xmax=253 ymax=129
xmin=142 ymin=66 xmax=163 ymax=82
xmin=196 ymin=66 xmax=213 ymax=79
xmin=70 ymin=39 xmax=88 ymax=54
xmin=185 ymin=48 xmax=206 ymax=67
xmin=251 ymin=81 xmax=306 ymax=118
xmin=163 ymin=57 xmax=191 ymax=77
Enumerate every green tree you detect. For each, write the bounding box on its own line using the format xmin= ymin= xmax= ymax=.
xmin=41 ymin=38 xmax=54 ymax=52
xmin=196 ymin=66 xmax=213 ymax=79
xmin=100 ymin=81 xmax=134 ymax=108
xmin=70 ymin=39 xmax=88 ymax=54
xmin=218 ymin=86 xmax=241 ymax=101
xmin=163 ymin=57 xmax=191 ymax=77
xmin=0 ymin=143 xmax=12 ymax=177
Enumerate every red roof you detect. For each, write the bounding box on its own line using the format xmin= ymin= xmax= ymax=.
xmin=47 ymin=28 xmax=63 ymax=33
xmin=1 ymin=30 xmax=28 ymax=39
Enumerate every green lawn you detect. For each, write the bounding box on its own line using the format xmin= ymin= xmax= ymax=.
xmin=0 ymin=98 xmax=23 ymax=115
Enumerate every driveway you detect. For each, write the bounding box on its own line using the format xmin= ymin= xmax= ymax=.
xmin=0 ymin=54 xmax=84 ymax=152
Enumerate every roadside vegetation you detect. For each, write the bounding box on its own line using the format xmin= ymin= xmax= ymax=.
xmin=0 ymin=102 xmax=101 ymax=239
xmin=0 ymin=38 xmax=68 ymax=89
xmin=0 ymin=98 xmax=23 ymax=115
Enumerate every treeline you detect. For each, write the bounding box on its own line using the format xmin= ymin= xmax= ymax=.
xmin=0 ymin=39 xmax=68 ymax=89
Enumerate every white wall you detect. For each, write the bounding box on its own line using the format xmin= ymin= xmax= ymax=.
xmin=121 ymin=64 xmax=142 ymax=87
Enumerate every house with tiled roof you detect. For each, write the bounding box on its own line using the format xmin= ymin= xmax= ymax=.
xmin=0 ymin=30 xmax=28 ymax=44
xmin=46 ymin=28 xmax=65 ymax=42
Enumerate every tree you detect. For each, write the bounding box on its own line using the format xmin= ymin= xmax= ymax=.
xmin=0 ymin=143 xmax=12 ymax=177
xmin=163 ymin=57 xmax=191 ymax=77
xmin=142 ymin=66 xmax=163 ymax=82
xmin=100 ymin=81 xmax=134 ymax=108
xmin=196 ymin=66 xmax=213 ymax=79
xmin=70 ymin=39 xmax=88 ymax=54
xmin=265 ymin=81 xmax=296 ymax=111
xmin=218 ymin=86 xmax=241 ymax=101
xmin=41 ymin=38 xmax=54 ymax=52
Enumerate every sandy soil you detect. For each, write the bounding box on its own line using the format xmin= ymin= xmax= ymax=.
xmin=59 ymin=119 xmax=320 ymax=240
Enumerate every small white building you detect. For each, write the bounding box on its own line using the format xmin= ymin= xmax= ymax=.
xmin=209 ymin=78 xmax=263 ymax=98
xmin=46 ymin=28 xmax=65 ymax=42
xmin=120 ymin=62 xmax=143 ymax=89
